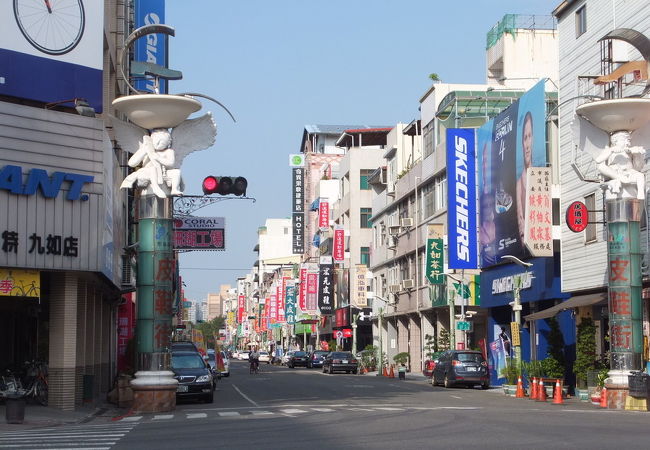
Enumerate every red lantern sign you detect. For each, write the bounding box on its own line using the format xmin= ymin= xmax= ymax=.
xmin=566 ymin=201 xmax=589 ymax=233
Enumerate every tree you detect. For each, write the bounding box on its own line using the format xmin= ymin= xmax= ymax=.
xmin=574 ymin=316 xmax=597 ymax=388
xmin=195 ymin=316 xmax=225 ymax=349
xmin=428 ymin=73 xmax=440 ymax=82
xmin=546 ymin=316 xmax=565 ymax=367
xmin=438 ymin=328 xmax=451 ymax=351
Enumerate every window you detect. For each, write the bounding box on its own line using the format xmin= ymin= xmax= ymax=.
xmin=360 ymin=247 xmax=370 ymax=267
xmin=360 ymin=169 xmax=373 ymax=190
xmin=585 ymin=193 xmax=596 ymax=243
xmin=422 ymin=183 xmax=435 ymax=219
xmin=575 ymin=5 xmax=587 ymax=37
xmin=360 ymin=208 xmax=372 ymax=228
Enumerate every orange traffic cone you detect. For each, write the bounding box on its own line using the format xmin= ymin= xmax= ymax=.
xmin=552 ymin=379 xmax=563 ymax=405
xmin=389 ymin=365 xmax=395 ymax=378
xmin=515 ymin=376 xmax=525 ymax=398
xmin=530 ymin=377 xmax=538 ymax=400
xmin=600 ymin=386 xmax=608 ymax=408
xmin=382 ymin=366 xmax=388 ymax=377
xmin=536 ymin=378 xmax=547 ymax=402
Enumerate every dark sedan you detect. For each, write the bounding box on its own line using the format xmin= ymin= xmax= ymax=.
xmin=322 ymin=351 xmax=358 ymax=374
xmin=171 ymin=351 xmax=215 ymax=403
xmin=307 ymin=350 xmax=329 ymax=368
xmin=287 ymin=351 xmax=309 ymax=368
xmin=431 ymin=350 xmax=489 ymax=389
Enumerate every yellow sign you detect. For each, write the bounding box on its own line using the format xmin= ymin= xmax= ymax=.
xmin=0 ymin=269 xmax=40 ymax=298
xmin=510 ymin=321 xmax=521 ymax=346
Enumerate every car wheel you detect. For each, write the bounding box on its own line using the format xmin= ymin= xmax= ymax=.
xmin=353 ymin=368 xmax=358 ymax=375
xmin=481 ymin=382 xmax=490 ymax=390
xmin=204 ymin=391 xmax=214 ymax=403
xmin=323 ymin=366 xmax=327 ymax=373
xmin=444 ymin=374 xmax=452 ymax=388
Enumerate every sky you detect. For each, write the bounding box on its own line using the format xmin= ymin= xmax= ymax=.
xmin=165 ymin=0 xmax=558 ymax=303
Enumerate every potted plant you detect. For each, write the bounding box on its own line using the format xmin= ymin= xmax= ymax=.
xmin=521 ymin=360 xmax=544 ymax=396
xmin=541 ymin=356 xmax=564 ymax=397
xmin=500 ymin=357 xmax=521 ymax=395
xmin=393 ymin=352 xmax=410 ymax=369
xmin=574 ymin=317 xmax=597 ymax=401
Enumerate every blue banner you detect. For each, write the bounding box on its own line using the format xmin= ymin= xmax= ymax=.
xmin=446 ymin=128 xmax=478 ymax=269
xmin=134 ymin=0 xmax=167 ymax=93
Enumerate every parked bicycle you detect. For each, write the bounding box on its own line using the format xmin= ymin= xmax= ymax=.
xmin=22 ymin=360 xmax=48 ymax=406
xmin=0 ymin=370 xmax=23 ymax=399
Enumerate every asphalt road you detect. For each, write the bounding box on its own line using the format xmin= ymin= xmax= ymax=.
xmin=9 ymin=361 xmax=649 ymax=449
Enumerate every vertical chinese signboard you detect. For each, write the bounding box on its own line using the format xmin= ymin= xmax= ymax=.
xmin=237 ymin=295 xmax=246 ymax=323
xmin=285 ymin=282 xmax=297 ymax=324
xmin=306 ymin=270 xmax=319 ymax=313
xmin=299 ymin=266 xmax=308 ymax=311
xmin=333 ymin=226 xmax=345 ymax=262
xmin=426 ymin=224 xmax=445 ymax=284
xmin=353 ymin=265 xmax=367 ymax=307
xmin=318 ymin=256 xmax=334 ymax=315
xmin=319 ymin=199 xmax=329 ymax=230
xmin=292 ymin=168 xmax=305 ymax=254
xmin=524 ymin=167 xmax=552 ymax=256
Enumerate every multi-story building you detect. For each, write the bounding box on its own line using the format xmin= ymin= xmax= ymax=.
xmin=206 ymin=292 xmax=222 ymax=321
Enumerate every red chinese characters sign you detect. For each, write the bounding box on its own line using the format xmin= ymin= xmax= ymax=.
xmin=237 ymin=295 xmax=246 ymax=323
xmin=306 ymin=271 xmax=319 ymax=313
xmin=299 ymin=267 xmax=307 ymax=311
xmin=319 ymin=200 xmax=329 ymax=230
xmin=566 ymin=201 xmax=589 ymax=233
xmin=523 ymin=167 xmax=552 ymax=257
xmin=333 ymin=226 xmax=345 ymax=262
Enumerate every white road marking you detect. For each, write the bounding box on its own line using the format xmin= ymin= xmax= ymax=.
xmin=187 ymin=413 xmax=207 ymax=419
xmin=450 ymin=395 xmax=463 ymax=399
xmin=232 ymin=384 xmax=259 ymax=407
xmin=218 ymin=411 xmax=241 ymax=417
xmin=121 ymin=416 xmax=143 ymax=422
xmin=153 ymin=414 xmax=174 ymax=420
xmin=280 ymin=408 xmax=307 ymax=414
xmin=311 ymin=408 xmax=335 ymax=412
xmin=349 ymin=408 xmax=374 ymax=411
xmin=374 ymin=407 xmax=404 ymax=411
xmin=251 ymin=410 xmax=274 ymax=415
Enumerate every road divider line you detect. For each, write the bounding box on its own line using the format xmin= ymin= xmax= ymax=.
xmin=187 ymin=413 xmax=207 ymax=419
xmin=232 ymin=384 xmax=259 ymax=407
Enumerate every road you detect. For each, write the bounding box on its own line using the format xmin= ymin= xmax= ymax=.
xmin=5 ymin=361 xmax=650 ymax=449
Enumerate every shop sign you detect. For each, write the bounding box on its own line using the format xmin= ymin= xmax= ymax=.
xmin=523 ymin=167 xmax=552 ymax=256
xmin=1 ymin=231 xmax=79 ymax=257
xmin=318 ymin=256 xmax=333 ymax=315
xmin=0 ymin=268 xmax=40 ymax=297
xmin=319 ymin=200 xmax=329 ymax=230
xmin=566 ymin=200 xmax=589 ymax=233
xmin=353 ymin=264 xmax=367 ymax=307
xmin=333 ymin=226 xmax=345 ymax=262
xmin=0 ymin=165 xmax=94 ymax=201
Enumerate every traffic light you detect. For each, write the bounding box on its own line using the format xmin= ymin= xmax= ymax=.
xmin=202 ymin=176 xmax=248 ymax=196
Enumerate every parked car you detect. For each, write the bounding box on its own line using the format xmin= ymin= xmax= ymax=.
xmin=171 ymin=341 xmax=200 ymax=353
xmin=219 ymin=351 xmax=230 ymax=377
xmin=258 ymin=351 xmax=271 ymax=363
xmin=322 ymin=351 xmax=358 ymax=374
xmin=431 ymin=350 xmax=489 ymax=389
xmin=206 ymin=350 xmax=226 ymax=379
xmin=423 ymin=351 xmax=445 ymax=378
xmin=171 ymin=351 xmax=215 ymax=403
xmin=287 ymin=351 xmax=309 ymax=368
xmin=307 ymin=350 xmax=329 ymax=368
xmin=238 ymin=351 xmax=250 ymax=361
xmin=281 ymin=351 xmax=294 ymax=366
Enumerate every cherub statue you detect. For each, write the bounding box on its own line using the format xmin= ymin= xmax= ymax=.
xmin=595 ymin=130 xmax=646 ymax=200
xmin=113 ymin=113 xmax=217 ymax=198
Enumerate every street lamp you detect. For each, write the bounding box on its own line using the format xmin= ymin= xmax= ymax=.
xmin=500 ymin=255 xmax=533 ymax=367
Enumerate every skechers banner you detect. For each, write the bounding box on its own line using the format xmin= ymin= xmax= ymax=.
xmin=446 ymin=129 xmax=477 ymax=269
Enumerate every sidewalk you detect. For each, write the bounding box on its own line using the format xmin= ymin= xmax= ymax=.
xmin=0 ymin=401 xmax=126 ymax=432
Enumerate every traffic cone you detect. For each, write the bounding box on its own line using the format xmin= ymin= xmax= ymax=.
xmin=389 ymin=365 xmax=395 ymax=378
xmin=530 ymin=377 xmax=538 ymax=400
xmin=552 ymin=379 xmax=563 ymax=405
xmin=515 ymin=376 xmax=525 ymax=398
xmin=600 ymin=386 xmax=608 ymax=408
xmin=382 ymin=366 xmax=388 ymax=377
xmin=536 ymin=378 xmax=547 ymax=402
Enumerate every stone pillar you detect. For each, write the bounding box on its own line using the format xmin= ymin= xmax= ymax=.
xmin=131 ymin=194 xmax=177 ymax=413
xmin=48 ymin=273 xmax=79 ymax=411
xmin=605 ymin=197 xmax=644 ymax=408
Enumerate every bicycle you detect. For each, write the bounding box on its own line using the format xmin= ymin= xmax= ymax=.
xmin=249 ymin=360 xmax=259 ymax=374
xmin=22 ymin=361 xmax=48 ymax=406
xmin=0 ymin=370 xmax=23 ymax=399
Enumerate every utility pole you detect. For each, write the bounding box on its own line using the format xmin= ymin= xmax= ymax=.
xmin=352 ymin=312 xmax=359 ymax=356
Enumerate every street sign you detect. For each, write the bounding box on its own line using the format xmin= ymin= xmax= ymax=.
xmin=456 ymin=321 xmax=470 ymax=331
xmin=510 ymin=321 xmax=521 ymax=346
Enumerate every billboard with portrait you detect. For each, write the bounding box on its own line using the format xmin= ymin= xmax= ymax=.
xmin=478 ymin=80 xmax=546 ymax=267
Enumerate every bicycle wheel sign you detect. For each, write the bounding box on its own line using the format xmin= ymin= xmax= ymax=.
xmin=0 ymin=268 xmax=40 ymax=298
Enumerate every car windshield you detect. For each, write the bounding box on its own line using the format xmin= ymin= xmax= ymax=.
xmin=457 ymin=353 xmax=484 ymax=363
xmin=208 ymin=354 xmax=215 ymax=362
xmin=294 ymin=351 xmax=306 ymax=357
xmin=259 ymin=352 xmax=269 ymax=355
xmin=330 ymin=352 xmax=352 ymax=358
xmin=314 ymin=351 xmax=328 ymax=356
xmin=172 ymin=354 xmax=206 ymax=369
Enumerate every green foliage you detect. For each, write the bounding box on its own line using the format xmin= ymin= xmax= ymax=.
xmin=574 ymin=317 xmax=597 ymax=388
xmin=596 ymin=367 xmax=609 ymax=388
xmin=393 ymin=352 xmax=410 ymax=366
xmin=423 ymin=333 xmax=438 ymax=357
xmin=546 ymin=317 xmax=565 ymax=366
xmin=361 ymin=345 xmax=378 ymax=369
xmin=428 ymin=73 xmax=440 ymax=81
xmin=438 ymin=328 xmax=451 ymax=351
xmin=194 ymin=316 xmax=225 ymax=349
xmin=540 ymin=356 xmax=564 ymax=379
xmin=327 ymin=339 xmax=338 ymax=352
xmin=521 ymin=360 xmax=544 ymax=379
xmin=500 ymin=357 xmax=521 ymax=384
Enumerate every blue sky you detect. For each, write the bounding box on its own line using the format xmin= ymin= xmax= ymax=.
xmin=165 ymin=0 xmax=558 ymax=303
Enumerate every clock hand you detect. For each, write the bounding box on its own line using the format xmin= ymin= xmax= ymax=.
xmin=44 ymin=0 xmax=53 ymax=14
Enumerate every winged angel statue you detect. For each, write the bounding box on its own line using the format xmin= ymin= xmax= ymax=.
xmin=112 ymin=113 xmax=217 ymax=198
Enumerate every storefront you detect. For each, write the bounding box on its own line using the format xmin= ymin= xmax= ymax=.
xmin=480 ymin=257 xmax=572 ymax=385
xmin=0 ymin=102 xmax=126 ymax=409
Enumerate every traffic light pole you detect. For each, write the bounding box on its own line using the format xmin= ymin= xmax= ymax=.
xmin=173 ymin=195 xmax=256 ymax=217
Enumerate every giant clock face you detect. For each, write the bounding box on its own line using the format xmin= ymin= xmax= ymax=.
xmin=13 ymin=0 xmax=85 ymax=56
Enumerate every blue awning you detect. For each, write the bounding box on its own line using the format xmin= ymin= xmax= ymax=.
xmin=312 ymin=233 xmax=321 ymax=248
xmin=310 ymin=198 xmax=320 ymax=212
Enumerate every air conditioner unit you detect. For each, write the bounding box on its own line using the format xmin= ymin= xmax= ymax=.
xmin=388 ymin=284 xmax=401 ymax=293
xmin=401 ymin=279 xmax=415 ymax=290
xmin=387 ymin=235 xmax=398 ymax=249
xmin=388 ymin=225 xmax=401 ymax=236
xmin=121 ymin=255 xmax=135 ymax=288
xmin=400 ymin=217 xmax=414 ymax=228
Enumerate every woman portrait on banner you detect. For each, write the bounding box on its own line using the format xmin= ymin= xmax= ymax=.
xmin=514 ymin=81 xmax=547 ymax=249
xmin=478 ymin=126 xmax=497 ymax=266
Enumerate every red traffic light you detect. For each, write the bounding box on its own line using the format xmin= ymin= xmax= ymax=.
xmin=202 ymin=176 xmax=219 ymax=195
xmin=202 ymin=176 xmax=248 ymax=196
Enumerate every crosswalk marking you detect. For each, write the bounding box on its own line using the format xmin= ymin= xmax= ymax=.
xmin=375 ymin=407 xmax=404 ymax=411
xmin=251 ymin=410 xmax=274 ymax=415
xmin=217 ymin=411 xmax=240 ymax=417
xmin=121 ymin=416 xmax=143 ymax=422
xmin=350 ymin=408 xmax=374 ymax=411
xmin=311 ymin=408 xmax=335 ymax=412
xmin=0 ymin=423 xmax=136 ymax=449
xmin=280 ymin=408 xmax=307 ymax=414
xmin=187 ymin=413 xmax=207 ymax=419
xmin=153 ymin=414 xmax=174 ymax=420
